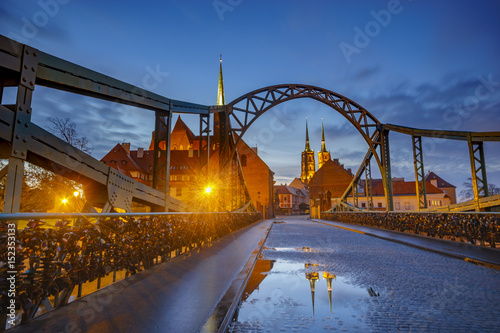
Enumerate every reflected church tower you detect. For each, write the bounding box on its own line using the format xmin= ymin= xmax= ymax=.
xmin=301 ymin=119 xmax=315 ymax=185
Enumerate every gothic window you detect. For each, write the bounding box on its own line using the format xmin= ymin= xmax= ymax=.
xmin=172 ymin=145 xmax=177 ymax=150
xmin=180 ymin=145 xmax=183 ymax=150
xmin=241 ymin=154 xmax=247 ymax=167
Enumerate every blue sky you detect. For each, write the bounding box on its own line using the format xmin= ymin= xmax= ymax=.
xmin=1 ymin=0 xmax=499 ymax=198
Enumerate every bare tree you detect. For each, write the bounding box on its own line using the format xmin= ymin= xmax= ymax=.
xmin=46 ymin=117 xmax=93 ymax=154
xmin=459 ymin=177 xmax=500 ymax=202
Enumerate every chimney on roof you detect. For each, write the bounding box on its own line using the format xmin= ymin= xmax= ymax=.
xmin=348 ymin=168 xmax=352 ymax=175
xmin=334 ymin=158 xmax=339 ymax=164
xmin=122 ymin=143 xmax=130 ymax=154
xmin=137 ymin=148 xmax=144 ymax=158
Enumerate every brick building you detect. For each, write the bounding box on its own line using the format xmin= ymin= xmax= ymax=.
xmin=101 ymin=58 xmax=274 ymax=216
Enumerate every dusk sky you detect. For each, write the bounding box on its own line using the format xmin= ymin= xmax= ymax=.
xmin=1 ymin=0 xmax=499 ymax=199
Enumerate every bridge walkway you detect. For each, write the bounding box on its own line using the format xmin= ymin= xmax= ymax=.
xmin=10 ymin=219 xmax=273 ymax=333
xmin=9 ymin=216 xmax=500 ymax=332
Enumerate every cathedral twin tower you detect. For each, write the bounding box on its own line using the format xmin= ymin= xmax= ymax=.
xmin=300 ymin=119 xmax=331 ymax=185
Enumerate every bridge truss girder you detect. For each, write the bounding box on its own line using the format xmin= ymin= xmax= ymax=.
xmin=223 ymin=84 xmax=394 ymax=211
xmin=385 ymin=124 xmax=499 ymax=212
xmin=152 ymin=112 xmax=172 ymax=192
xmin=468 ymin=140 xmax=489 ymax=209
xmin=0 ymin=35 xmax=212 ymax=215
xmin=412 ymin=135 xmax=427 ymax=210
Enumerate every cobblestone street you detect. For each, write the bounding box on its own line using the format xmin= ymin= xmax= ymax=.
xmin=231 ymin=216 xmax=500 ymax=332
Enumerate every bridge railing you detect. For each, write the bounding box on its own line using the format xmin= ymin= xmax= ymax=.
xmin=321 ymin=211 xmax=500 ymax=248
xmin=0 ymin=211 xmax=261 ymax=330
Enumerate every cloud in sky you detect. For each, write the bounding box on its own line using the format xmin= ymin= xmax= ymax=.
xmin=1 ymin=0 xmax=499 ymax=197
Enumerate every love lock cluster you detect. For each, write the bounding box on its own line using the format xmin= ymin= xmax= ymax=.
xmin=0 ymin=212 xmax=261 ymax=324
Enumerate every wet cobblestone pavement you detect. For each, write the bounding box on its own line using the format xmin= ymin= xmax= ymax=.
xmin=230 ymin=216 xmax=500 ymax=332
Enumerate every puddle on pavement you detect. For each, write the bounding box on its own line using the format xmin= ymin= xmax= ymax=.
xmin=263 ymin=247 xmax=321 ymax=253
xmin=230 ymin=260 xmax=371 ymax=332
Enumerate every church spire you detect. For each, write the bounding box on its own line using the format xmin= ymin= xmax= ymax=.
xmin=217 ymin=55 xmax=225 ymax=106
xmin=318 ymin=118 xmax=331 ymax=169
xmin=320 ymin=118 xmax=327 ymax=152
xmin=301 ymin=118 xmax=315 ymax=185
xmin=305 ymin=118 xmax=312 ymax=152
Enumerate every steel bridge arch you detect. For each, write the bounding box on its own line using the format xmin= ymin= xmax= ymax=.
xmin=223 ymin=84 xmax=393 ymax=209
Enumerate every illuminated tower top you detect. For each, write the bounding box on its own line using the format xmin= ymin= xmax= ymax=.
xmin=301 ymin=118 xmax=315 ymax=185
xmin=320 ymin=119 xmax=327 ymax=152
xmin=318 ymin=118 xmax=331 ymax=169
xmin=217 ymin=55 xmax=225 ymax=106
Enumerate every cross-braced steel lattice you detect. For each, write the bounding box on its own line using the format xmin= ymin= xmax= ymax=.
xmin=412 ymin=135 xmax=427 ymax=210
xmin=468 ymin=139 xmax=489 ymax=207
xmin=152 ymin=112 xmax=172 ymax=193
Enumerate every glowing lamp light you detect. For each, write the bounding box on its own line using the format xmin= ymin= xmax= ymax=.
xmin=61 ymin=198 xmax=68 ymax=204
xmin=73 ymin=191 xmax=80 ymax=197
xmin=205 ymin=186 xmax=212 ymax=194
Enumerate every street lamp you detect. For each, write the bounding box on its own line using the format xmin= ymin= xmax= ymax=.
xmin=205 ymin=186 xmax=212 ymax=194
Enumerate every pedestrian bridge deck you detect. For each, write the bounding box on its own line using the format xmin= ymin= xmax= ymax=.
xmin=9 ymin=216 xmax=500 ymax=333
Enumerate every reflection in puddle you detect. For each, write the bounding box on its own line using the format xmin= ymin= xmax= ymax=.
xmin=230 ymin=260 xmax=370 ymax=332
xmin=264 ymin=246 xmax=321 ymax=253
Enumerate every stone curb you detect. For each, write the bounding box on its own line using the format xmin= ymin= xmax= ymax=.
xmin=201 ymin=219 xmax=274 ymax=333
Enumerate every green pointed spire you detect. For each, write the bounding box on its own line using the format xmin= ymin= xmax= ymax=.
xmin=217 ymin=55 xmax=225 ymax=106
xmin=320 ymin=118 xmax=327 ymax=152
xmin=305 ymin=118 xmax=312 ymax=152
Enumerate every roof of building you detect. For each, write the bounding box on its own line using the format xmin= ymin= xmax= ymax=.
xmin=308 ymin=159 xmax=353 ymax=197
xmin=289 ymin=178 xmax=308 ymax=191
xmin=425 ymin=171 xmax=456 ymax=188
xmin=172 ymin=116 xmax=196 ymax=140
xmin=275 ymin=185 xmax=307 ymax=197
xmin=101 ymin=143 xmax=145 ymax=174
xmin=372 ymin=180 xmax=444 ymax=196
